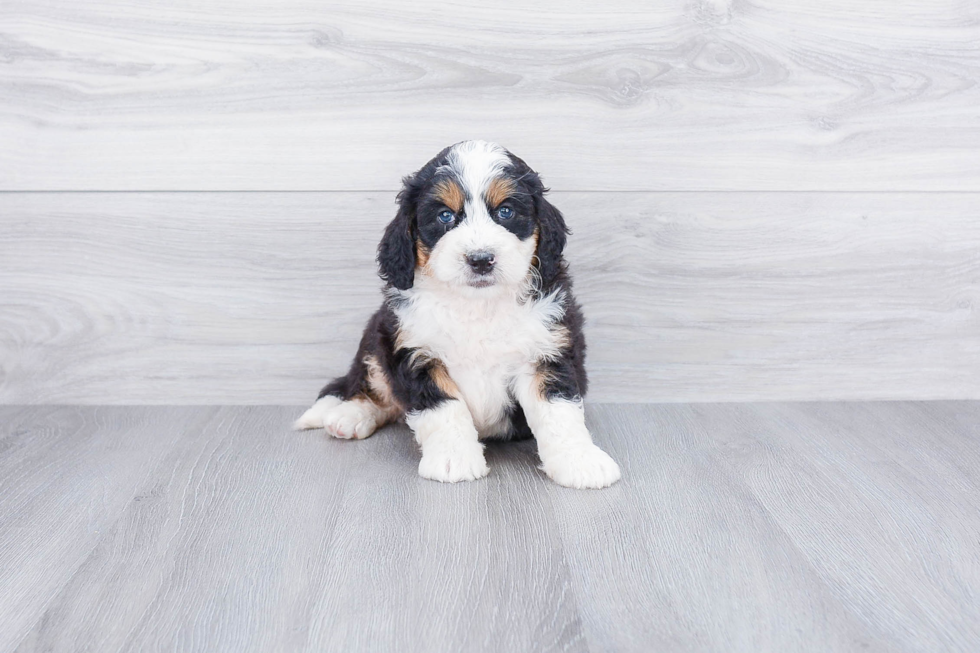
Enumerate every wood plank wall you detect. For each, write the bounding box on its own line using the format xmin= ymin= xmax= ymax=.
xmin=1 ymin=0 xmax=978 ymax=403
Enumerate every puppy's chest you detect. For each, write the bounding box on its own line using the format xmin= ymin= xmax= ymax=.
xmin=395 ymin=291 xmax=560 ymax=422
xmin=398 ymin=293 xmax=554 ymax=371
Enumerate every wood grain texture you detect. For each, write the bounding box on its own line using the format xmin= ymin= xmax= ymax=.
xmin=7 ymin=406 xmax=586 ymax=653
xmin=548 ymin=401 xmax=980 ymax=652
xmin=3 ymin=402 xmax=979 ymax=652
xmin=707 ymin=401 xmax=980 ymax=652
xmin=1 ymin=191 xmax=977 ymax=405
xmin=547 ymin=404 xmax=893 ymax=652
xmin=303 ymin=423 xmax=585 ymax=653
xmin=1 ymin=0 xmax=978 ymax=190
xmin=0 ymin=405 xmax=210 ymax=652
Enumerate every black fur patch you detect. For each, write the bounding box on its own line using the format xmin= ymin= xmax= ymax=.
xmin=503 ymin=399 xmax=534 ymax=441
xmin=538 ymin=279 xmax=588 ymax=402
xmin=317 ymin=303 xmax=454 ymax=412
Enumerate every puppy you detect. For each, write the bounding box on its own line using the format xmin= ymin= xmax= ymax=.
xmin=295 ymin=141 xmax=620 ymax=489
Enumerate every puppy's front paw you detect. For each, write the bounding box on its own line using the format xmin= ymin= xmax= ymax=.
xmin=541 ymin=444 xmax=621 ymax=489
xmin=418 ymin=440 xmax=489 ymax=483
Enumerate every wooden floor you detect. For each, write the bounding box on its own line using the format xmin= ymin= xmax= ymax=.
xmin=2 ymin=402 xmax=978 ymax=652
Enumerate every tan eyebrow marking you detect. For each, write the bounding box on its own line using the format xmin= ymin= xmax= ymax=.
xmin=433 ymin=179 xmax=465 ymax=213
xmin=485 ymin=176 xmax=516 ymax=208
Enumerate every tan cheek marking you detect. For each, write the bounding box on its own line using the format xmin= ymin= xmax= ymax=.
xmin=485 ymin=177 xmax=516 ymax=208
xmin=434 ymin=180 xmax=464 ymax=213
xmin=526 ymin=228 xmax=541 ymax=281
xmin=416 ymin=242 xmax=431 ymax=273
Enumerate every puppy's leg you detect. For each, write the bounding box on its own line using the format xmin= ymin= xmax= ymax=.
xmin=515 ymin=373 xmax=620 ymax=489
xmin=395 ymin=359 xmax=486 ymax=482
xmin=294 ymin=330 xmax=402 ymax=439
xmin=408 ymin=398 xmax=488 ymax=483
xmin=293 ymin=394 xmax=390 ymax=440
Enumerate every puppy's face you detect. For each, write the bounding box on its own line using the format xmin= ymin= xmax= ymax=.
xmin=416 ymin=143 xmax=537 ymax=292
xmin=378 ymin=141 xmax=568 ymax=294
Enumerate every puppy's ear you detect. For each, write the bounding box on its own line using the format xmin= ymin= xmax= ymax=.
xmin=377 ymin=178 xmax=420 ymax=290
xmin=533 ymin=192 xmax=570 ymax=286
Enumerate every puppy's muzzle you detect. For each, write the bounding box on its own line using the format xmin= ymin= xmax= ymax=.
xmin=465 ymin=250 xmax=496 ymax=276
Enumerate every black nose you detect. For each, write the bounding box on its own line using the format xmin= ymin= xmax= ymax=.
xmin=465 ymin=251 xmax=496 ymax=275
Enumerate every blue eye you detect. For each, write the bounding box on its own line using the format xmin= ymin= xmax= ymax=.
xmin=437 ymin=210 xmax=455 ymax=224
xmin=496 ymin=206 xmax=514 ymax=220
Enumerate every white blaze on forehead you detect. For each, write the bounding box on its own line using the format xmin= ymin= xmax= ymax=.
xmin=445 ymin=141 xmax=510 ymax=213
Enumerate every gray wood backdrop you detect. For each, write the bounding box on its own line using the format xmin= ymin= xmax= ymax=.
xmin=1 ymin=0 xmax=978 ymax=404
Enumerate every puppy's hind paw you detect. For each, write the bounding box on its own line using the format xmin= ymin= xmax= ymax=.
xmin=293 ymin=396 xmax=380 ymax=439
xmin=293 ymin=395 xmax=342 ymax=430
xmin=542 ymin=444 xmax=621 ymax=489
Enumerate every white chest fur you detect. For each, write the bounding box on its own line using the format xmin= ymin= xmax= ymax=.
xmin=392 ymin=282 xmax=565 ymax=436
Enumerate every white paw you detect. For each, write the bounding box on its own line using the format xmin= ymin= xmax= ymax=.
xmin=293 ymin=396 xmax=378 ymax=440
xmin=293 ymin=395 xmax=341 ymax=430
xmin=418 ymin=440 xmax=490 ymax=483
xmin=541 ymin=444 xmax=621 ymax=489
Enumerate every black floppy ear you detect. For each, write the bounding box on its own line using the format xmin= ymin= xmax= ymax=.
xmin=377 ymin=180 xmax=419 ymax=290
xmin=533 ymin=192 xmax=570 ymax=286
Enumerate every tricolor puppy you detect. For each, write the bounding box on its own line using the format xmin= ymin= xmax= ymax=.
xmin=294 ymin=141 xmax=620 ymax=489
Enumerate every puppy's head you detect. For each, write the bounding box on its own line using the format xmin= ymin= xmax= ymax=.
xmin=378 ymin=141 xmax=568 ymax=294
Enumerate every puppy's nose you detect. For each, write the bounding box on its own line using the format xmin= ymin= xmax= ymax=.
xmin=465 ymin=250 xmax=496 ymax=275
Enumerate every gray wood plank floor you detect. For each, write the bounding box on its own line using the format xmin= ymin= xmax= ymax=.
xmin=2 ymin=402 xmax=978 ymax=652
xmin=2 ymin=1 xmax=978 ymax=190
xmin=3 ymin=192 xmax=977 ymax=405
